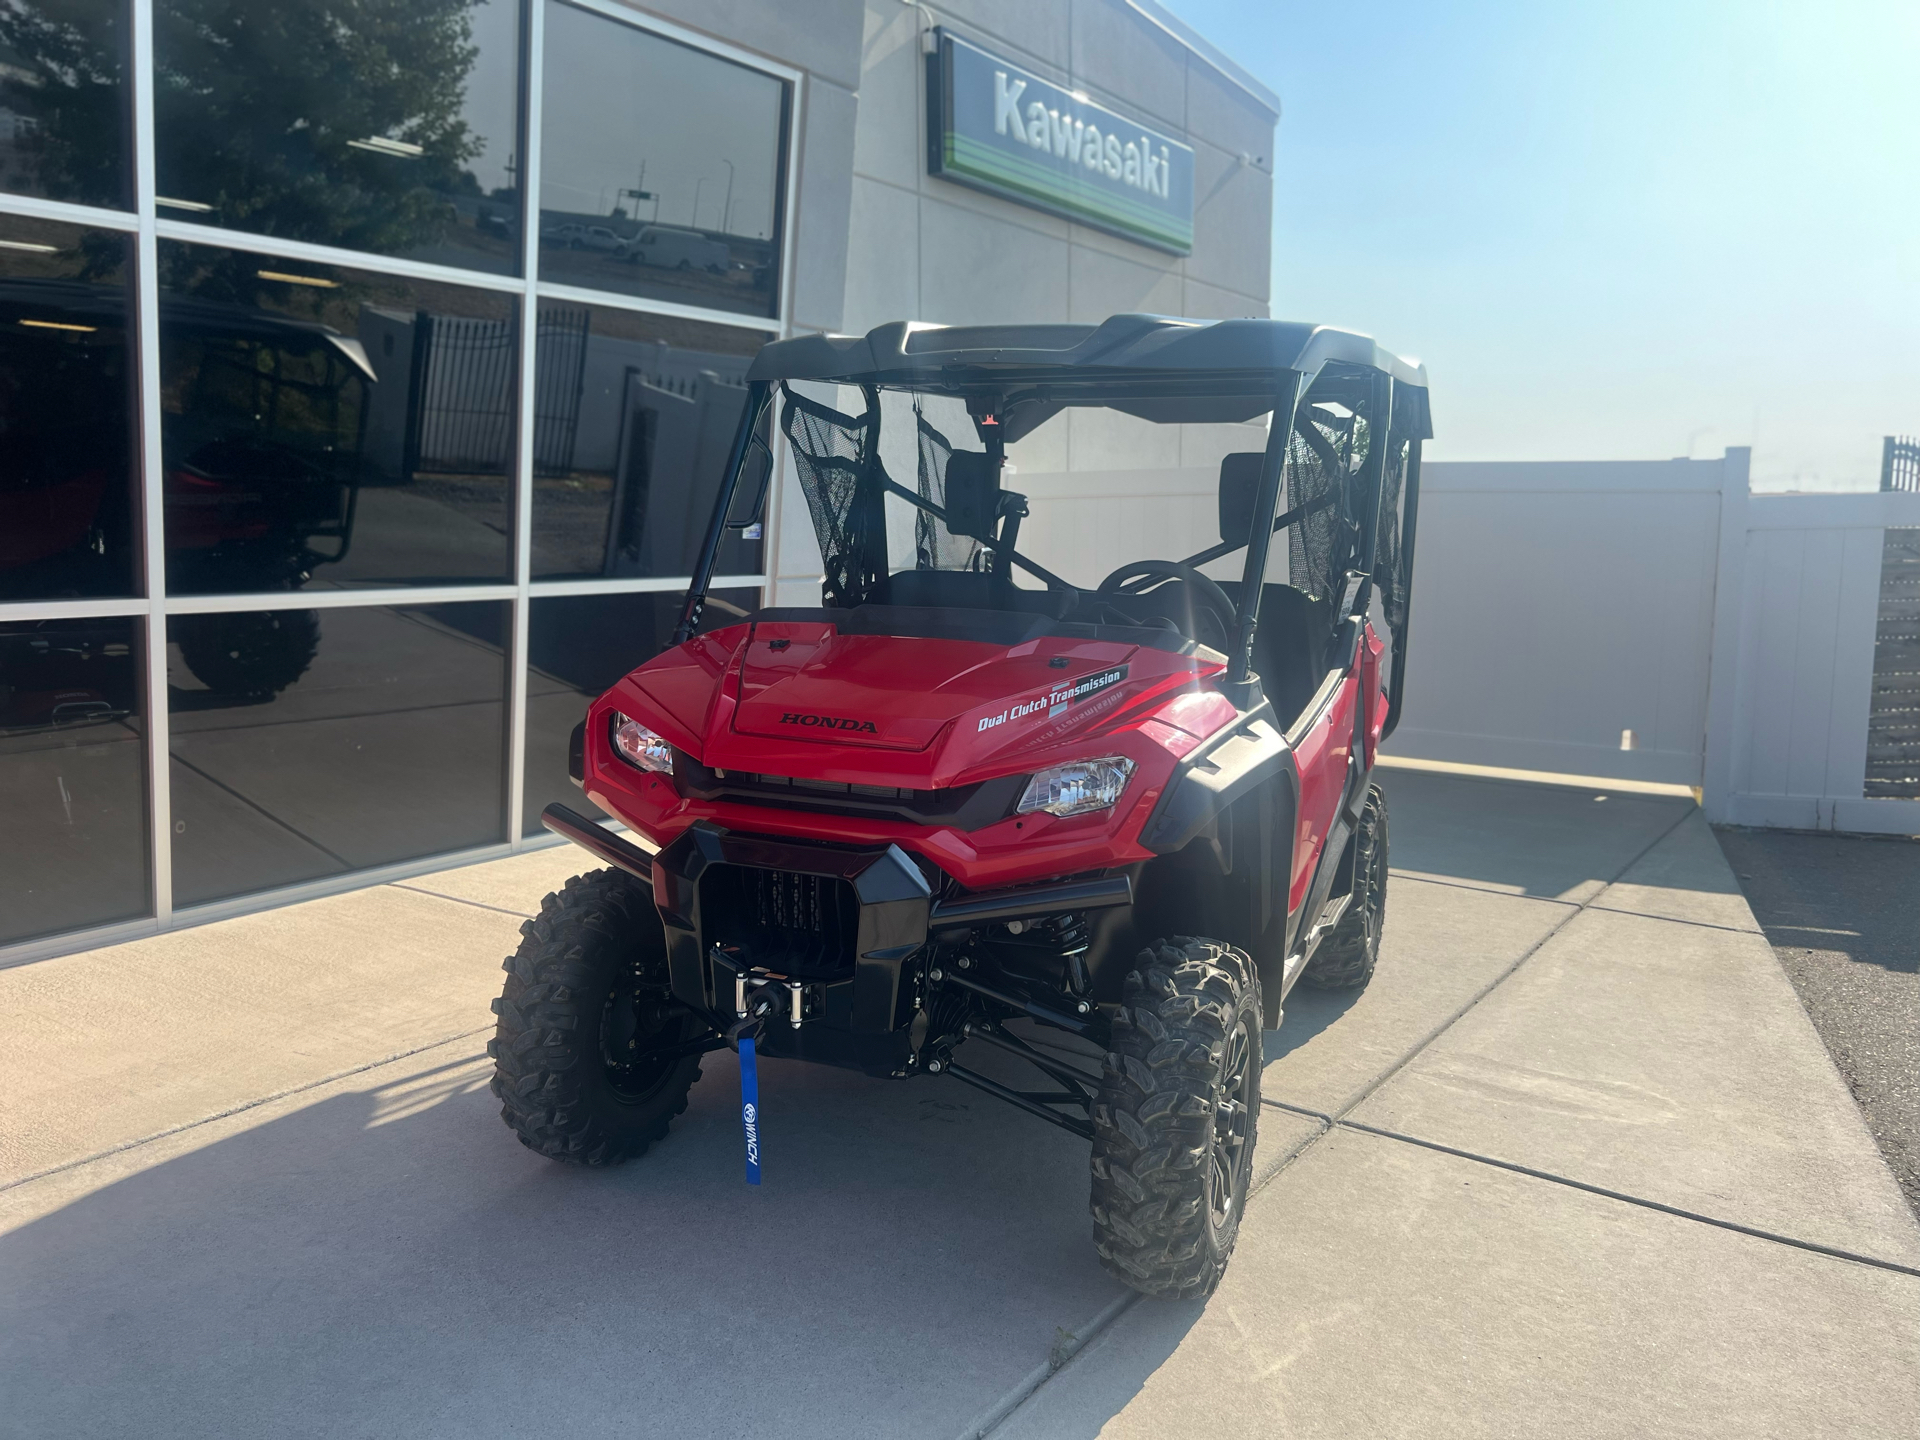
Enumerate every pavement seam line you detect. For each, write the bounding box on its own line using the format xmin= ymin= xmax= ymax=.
xmin=958 ymin=1291 xmax=1140 ymax=1440
xmin=386 ymin=882 xmax=539 ymax=920
xmin=1584 ymin=901 xmax=1765 ymax=937
xmin=980 ymin=806 xmax=1699 ymax=1437
xmin=0 ymin=1029 xmax=493 ymax=1196
xmin=1322 ymin=806 xmax=1700 ymax=1130
xmin=167 ymin=747 xmax=355 ymax=868
xmin=1337 ymin=1120 xmax=1920 ymax=1281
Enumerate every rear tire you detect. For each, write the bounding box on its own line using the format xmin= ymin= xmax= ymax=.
xmin=1091 ymin=937 xmax=1262 ymax=1299
xmin=489 ymin=869 xmax=705 ymax=1164
xmin=174 ymin=608 xmax=319 ymax=698
xmin=1300 ymin=783 xmax=1388 ymax=991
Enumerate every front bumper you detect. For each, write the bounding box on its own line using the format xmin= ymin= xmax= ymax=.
xmin=650 ymin=822 xmax=934 ymax=1048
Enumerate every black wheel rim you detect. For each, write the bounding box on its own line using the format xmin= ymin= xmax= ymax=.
xmin=600 ymin=976 xmax=692 ymax=1103
xmin=1208 ymin=1017 xmax=1255 ymax=1231
xmin=1362 ymin=826 xmax=1385 ymax=948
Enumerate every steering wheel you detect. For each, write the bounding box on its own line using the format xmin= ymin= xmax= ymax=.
xmin=1097 ymin=560 xmax=1239 ymax=652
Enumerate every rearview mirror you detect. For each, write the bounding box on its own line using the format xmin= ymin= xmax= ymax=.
xmin=724 ymin=435 xmax=773 ymax=532
xmin=1218 ymin=452 xmax=1265 ymax=544
xmin=943 ymin=451 xmax=1001 ymax=541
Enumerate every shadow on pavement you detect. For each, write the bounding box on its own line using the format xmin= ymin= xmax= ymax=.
xmin=1 ymin=1041 xmax=1193 ymax=1440
xmin=1380 ymin=767 xmax=1693 ymax=899
xmin=1715 ymin=826 xmax=1920 ymax=1217
xmin=1265 ymin=986 xmax=1362 ymax=1070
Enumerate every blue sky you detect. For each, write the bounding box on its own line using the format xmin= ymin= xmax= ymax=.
xmin=1162 ymin=0 xmax=1919 ymax=489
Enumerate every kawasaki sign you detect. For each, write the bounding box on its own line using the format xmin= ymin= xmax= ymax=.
xmin=926 ymin=30 xmax=1195 ymax=255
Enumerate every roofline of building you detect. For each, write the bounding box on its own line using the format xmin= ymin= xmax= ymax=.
xmin=1125 ymin=0 xmax=1281 ymax=120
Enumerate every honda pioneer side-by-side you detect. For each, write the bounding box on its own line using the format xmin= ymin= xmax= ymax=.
xmin=488 ymin=315 xmax=1428 ymax=1297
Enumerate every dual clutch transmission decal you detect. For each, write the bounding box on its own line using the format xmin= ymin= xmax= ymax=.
xmin=977 ymin=665 xmax=1129 ymax=734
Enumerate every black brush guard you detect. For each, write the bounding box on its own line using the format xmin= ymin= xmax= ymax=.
xmin=543 ymin=806 xmax=1134 ymax=1091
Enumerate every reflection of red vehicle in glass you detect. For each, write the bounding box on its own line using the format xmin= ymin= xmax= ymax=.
xmin=0 ymin=460 xmax=115 ymax=580
xmin=159 ymin=296 xmax=375 ymax=601
xmin=0 ymin=280 xmax=135 ymax=600
xmin=163 ymin=438 xmax=355 ymax=583
xmin=1 ymin=280 xmax=377 ymax=697
xmin=160 ymin=301 xmax=375 ymax=698
xmin=0 ymin=620 xmax=138 ymax=732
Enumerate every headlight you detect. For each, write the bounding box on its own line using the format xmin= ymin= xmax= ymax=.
xmin=1016 ymin=757 xmax=1135 ymax=818
xmin=610 ymin=713 xmax=674 ymax=775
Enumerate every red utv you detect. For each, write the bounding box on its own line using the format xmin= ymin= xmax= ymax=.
xmin=490 ymin=315 xmax=1429 ymax=1298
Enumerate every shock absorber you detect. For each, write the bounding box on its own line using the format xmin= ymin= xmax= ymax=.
xmin=1046 ymin=913 xmax=1093 ymax=994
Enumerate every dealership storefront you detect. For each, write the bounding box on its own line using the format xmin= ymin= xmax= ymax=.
xmin=0 ymin=0 xmax=1275 ymax=961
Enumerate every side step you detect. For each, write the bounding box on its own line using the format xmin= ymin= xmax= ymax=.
xmin=1282 ymin=891 xmax=1352 ymax=989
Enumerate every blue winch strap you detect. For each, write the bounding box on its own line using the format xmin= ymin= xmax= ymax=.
xmin=739 ymin=1036 xmax=762 ymax=1186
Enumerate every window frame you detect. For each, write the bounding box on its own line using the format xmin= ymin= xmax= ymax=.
xmin=0 ymin=0 xmax=805 ymax=964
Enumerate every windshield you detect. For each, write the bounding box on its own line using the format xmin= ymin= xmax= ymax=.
xmin=780 ymin=380 xmax=1293 ymax=600
xmin=692 ymin=366 xmax=1418 ymax=722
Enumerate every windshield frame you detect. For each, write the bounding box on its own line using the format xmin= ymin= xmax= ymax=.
xmin=674 ymin=362 xmax=1409 ymax=701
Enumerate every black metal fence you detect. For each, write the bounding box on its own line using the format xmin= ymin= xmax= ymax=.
xmin=1867 ymin=526 xmax=1920 ymax=799
xmin=1882 ymin=435 xmax=1919 ymax=493
xmin=403 ymin=312 xmax=516 ymax=477
xmin=397 ymin=306 xmax=593 ymax=480
xmin=533 ymin=306 xmax=591 ymax=477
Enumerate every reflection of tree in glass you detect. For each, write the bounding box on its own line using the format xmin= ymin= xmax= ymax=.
xmin=0 ymin=0 xmax=131 ymax=209
xmin=154 ymin=0 xmax=487 ymax=258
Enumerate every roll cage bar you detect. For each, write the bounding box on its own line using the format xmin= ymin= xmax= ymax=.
xmin=675 ymin=363 xmax=1424 ymax=730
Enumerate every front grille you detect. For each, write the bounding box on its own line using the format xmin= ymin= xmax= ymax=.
xmin=701 ymin=864 xmax=858 ymax=979
xmin=675 ymin=756 xmax=1023 ymax=831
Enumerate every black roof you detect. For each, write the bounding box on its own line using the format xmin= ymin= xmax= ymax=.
xmin=0 ymin=278 xmax=378 ymax=381
xmin=748 ymin=315 xmax=1430 ymax=440
xmin=748 ymin=314 xmax=1427 ymax=388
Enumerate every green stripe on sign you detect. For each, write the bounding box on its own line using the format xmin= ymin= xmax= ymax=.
xmin=948 ymin=136 xmax=1185 ymax=224
xmin=946 ymin=138 xmax=1192 ymax=246
xmin=943 ymin=136 xmax=1193 ymax=251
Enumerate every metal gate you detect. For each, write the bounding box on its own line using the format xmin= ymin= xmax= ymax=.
xmin=533 ymin=306 xmax=591 ymax=477
xmin=1867 ymin=527 xmax=1920 ymax=798
xmin=1882 ymin=436 xmax=1920 ymax=494
xmin=402 ymin=312 xmax=517 ymax=477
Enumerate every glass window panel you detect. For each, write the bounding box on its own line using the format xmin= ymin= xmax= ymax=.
xmin=158 ymin=240 xmax=518 ymax=594
xmin=167 ymin=600 xmax=508 ymax=907
xmin=0 ymin=0 xmax=133 ymax=209
xmin=530 ymin=301 xmax=768 ymax=580
xmin=522 ymin=586 xmax=757 ymax=835
xmin=0 ymin=616 xmax=149 ymax=946
xmin=153 ymin=0 xmax=525 ymax=275
xmin=539 ymin=0 xmax=786 ymax=318
xmin=0 ymin=217 xmax=136 ymax=600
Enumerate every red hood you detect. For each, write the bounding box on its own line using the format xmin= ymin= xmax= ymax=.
xmin=612 ymin=616 xmax=1223 ymax=787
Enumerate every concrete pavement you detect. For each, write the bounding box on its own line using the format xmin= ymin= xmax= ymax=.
xmin=1715 ymin=826 xmax=1920 ymax=1217
xmin=2 ymin=769 xmax=1915 ymax=1438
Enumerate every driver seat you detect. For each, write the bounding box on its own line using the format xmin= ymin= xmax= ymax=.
xmin=1090 ymin=580 xmax=1224 ymax=647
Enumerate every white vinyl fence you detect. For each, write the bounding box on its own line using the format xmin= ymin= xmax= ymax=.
xmin=1385 ymin=455 xmax=1734 ymax=787
xmin=1705 ymin=488 xmax=1920 ymax=833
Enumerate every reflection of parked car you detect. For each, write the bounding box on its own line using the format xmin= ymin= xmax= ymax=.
xmin=543 ymin=222 xmax=625 ymax=252
xmin=620 ymin=225 xmax=730 ymax=274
